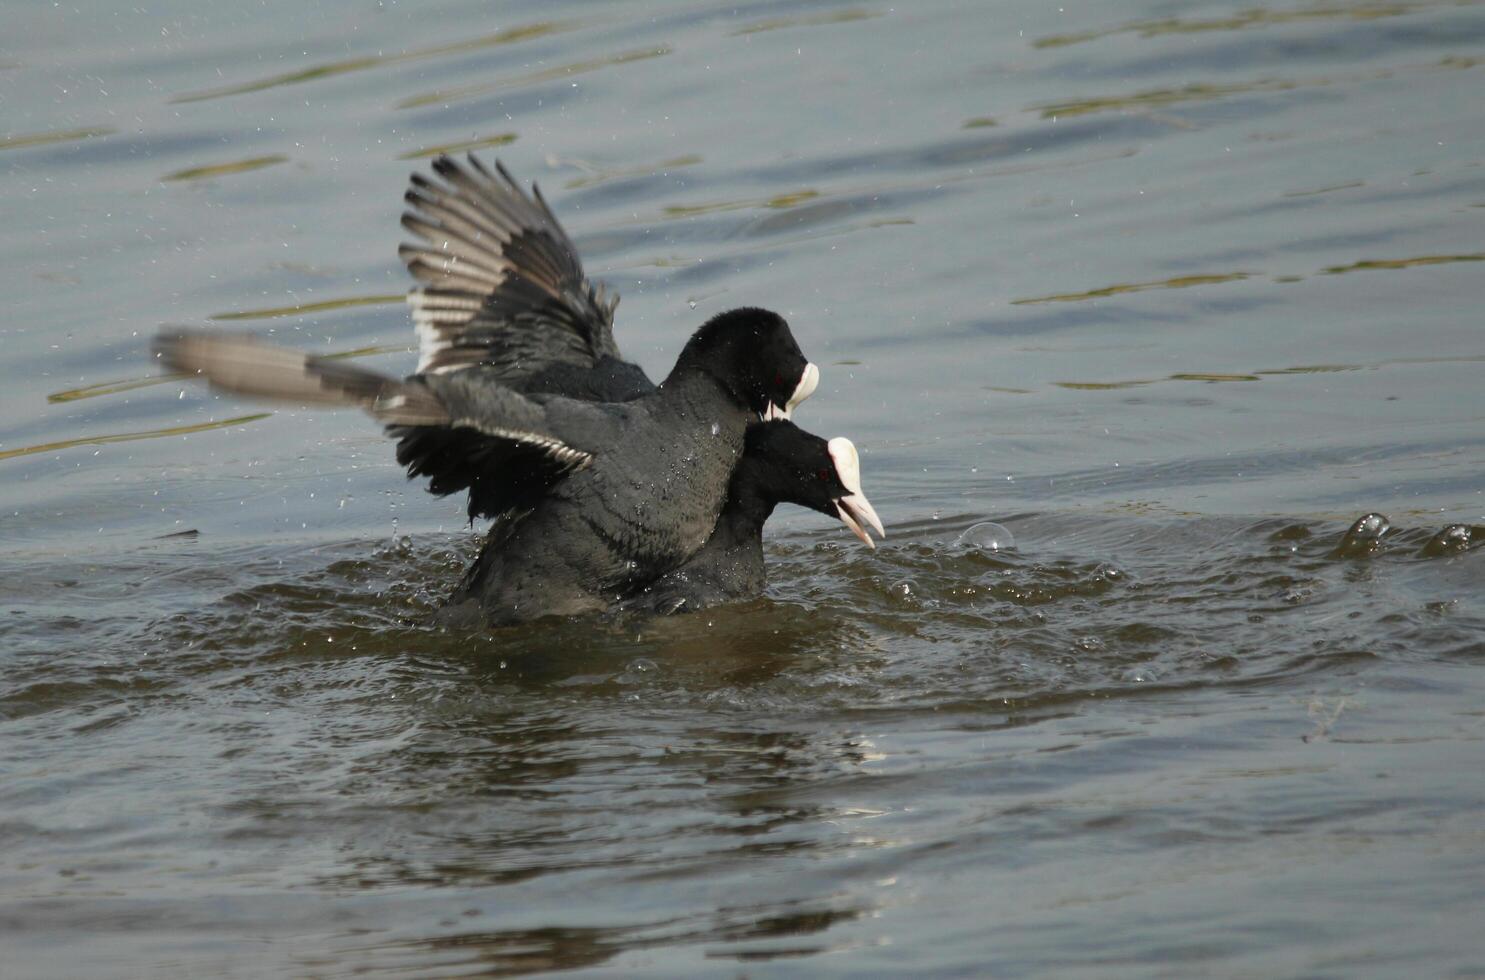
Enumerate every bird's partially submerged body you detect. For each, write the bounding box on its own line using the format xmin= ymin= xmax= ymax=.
xmin=441 ymin=371 xmax=753 ymax=624
xmin=156 ymin=154 xmax=879 ymax=627
xmin=621 ymin=422 xmax=883 ymax=614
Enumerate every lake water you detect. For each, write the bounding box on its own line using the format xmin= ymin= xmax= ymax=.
xmin=4 ymin=0 xmax=1485 ymax=975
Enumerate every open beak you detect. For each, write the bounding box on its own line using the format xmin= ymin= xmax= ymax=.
xmin=835 ymin=491 xmax=886 ymax=549
xmin=826 ymin=435 xmax=885 ymax=549
xmin=762 ymin=362 xmax=819 ymax=421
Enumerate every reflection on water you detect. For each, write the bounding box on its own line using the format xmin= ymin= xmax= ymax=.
xmin=395 ymin=45 xmax=673 ymax=110
xmin=161 ymin=154 xmax=289 ymax=183
xmin=399 ymin=131 xmax=518 ymax=160
xmin=208 ymin=294 xmax=405 ymax=321
xmin=1033 ymin=77 xmax=1320 ymax=119
xmin=1014 ymin=272 xmax=1254 ymax=305
xmin=559 ymin=152 xmax=705 ymax=188
xmin=5 ymin=0 xmax=1485 ymax=974
xmin=1015 ymin=252 xmax=1485 ymax=305
xmin=661 ymin=188 xmax=819 ymax=218
xmin=1031 ymin=1 xmax=1468 ymax=49
xmin=358 ymin=896 xmax=867 ymax=974
xmin=169 ymin=21 xmax=573 ymax=104
xmin=0 ymin=413 xmax=270 ymax=462
xmin=1323 ymin=252 xmax=1484 ymax=273
xmin=729 ymin=8 xmax=882 ymax=36
xmin=0 ymin=126 xmax=116 ymax=151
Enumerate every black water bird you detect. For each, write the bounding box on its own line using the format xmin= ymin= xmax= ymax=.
xmin=156 ymin=156 xmax=834 ymax=624
xmin=622 ymin=420 xmax=884 ymax=614
xmin=392 ymin=155 xmax=882 ymax=616
xmin=158 ymin=306 xmax=816 ymax=623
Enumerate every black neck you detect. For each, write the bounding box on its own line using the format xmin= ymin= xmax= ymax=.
xmin=661 ymin=314 xmax=756 ymax=408
xmin=658 ymin=356 xmax=745 ymax=414
xmin=710 ymin=455 xmax=785 ymax=546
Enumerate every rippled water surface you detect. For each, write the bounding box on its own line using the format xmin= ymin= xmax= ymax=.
xmin=5 ymin=0 xmax=1485 ymax=975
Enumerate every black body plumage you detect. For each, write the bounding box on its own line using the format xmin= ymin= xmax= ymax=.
xmin=622 ymin=421 xmax=860 ymax=613
xmin=155 ymin=154 xmax=853 ymax=626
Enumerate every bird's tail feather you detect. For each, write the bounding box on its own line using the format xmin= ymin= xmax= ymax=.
xmin=153 ymin=328 xmax=448 ymax=426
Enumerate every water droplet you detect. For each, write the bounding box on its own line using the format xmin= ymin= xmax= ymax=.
xmin=957 ymin=521 xmax=1015 ymax=552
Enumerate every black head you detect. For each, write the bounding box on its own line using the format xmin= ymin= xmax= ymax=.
xmin=733 ymin=420 xmax=885 ymax=547
xmin=674 ymin=308 xmax=818 ymax=419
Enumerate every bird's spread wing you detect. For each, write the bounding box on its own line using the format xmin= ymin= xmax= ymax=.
xmin=155 ymin=329 xmax=608 ymax=519
xmin=395 ymin=371 xmax=630 ymax=521
xmin=400 ymin=154 xmax=623 ymax=380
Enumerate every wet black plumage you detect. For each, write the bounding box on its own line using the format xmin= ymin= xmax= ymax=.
xmin=391 ymin=155 xmax=880 ymax=616
xmin=429 ymin=306 xmax=814 ymax=624
xmin=156 ymin=155 xmax=828 ymax=625
xmin=622 ymin=421 xmax=883 ymax=614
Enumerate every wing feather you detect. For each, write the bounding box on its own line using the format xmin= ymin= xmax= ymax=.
xmin=154 ymin=328 xmax=598 ymax=520
xmin=154 ymin=328 xmax=448 ymax=426
xmin=400 ymin=153 xmax=621 ymax=378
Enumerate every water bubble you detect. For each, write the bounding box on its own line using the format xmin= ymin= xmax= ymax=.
xmin=1422 ymin=523 xmax=1477 ymax=557
xmin=1334 ymin=513 xmax=1389 ymax=557
xmin=957 ymin=521 xmax=1015 ymax=552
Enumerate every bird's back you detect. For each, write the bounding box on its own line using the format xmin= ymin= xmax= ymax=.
xmin=450 ymin=377 xmax=749 ymax=620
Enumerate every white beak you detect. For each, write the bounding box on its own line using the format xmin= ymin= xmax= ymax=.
xmin=827 ymin=436 xmax=885 ymax=548
xmin=761 ymin=362 xmax=819 ymax=421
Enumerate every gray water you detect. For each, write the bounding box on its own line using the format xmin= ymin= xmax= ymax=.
xmin=4 ymin=0 xmax=1485 ymax=975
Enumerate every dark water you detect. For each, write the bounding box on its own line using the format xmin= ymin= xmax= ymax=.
xmin=4 ymin=0 xmax=1485 ymax=975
